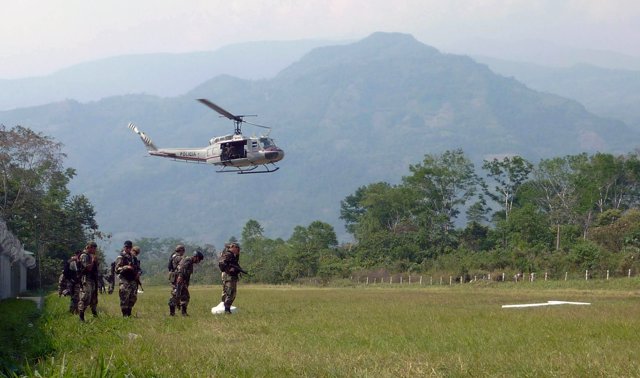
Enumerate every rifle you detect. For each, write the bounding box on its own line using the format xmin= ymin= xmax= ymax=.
xmin=136 ymin=275 xmax=144 ymax=292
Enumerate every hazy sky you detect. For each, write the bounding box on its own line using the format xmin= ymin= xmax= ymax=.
xmin=1 ymin=0 xmax=639 ymax=79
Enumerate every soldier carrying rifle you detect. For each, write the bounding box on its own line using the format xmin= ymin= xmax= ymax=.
xmin=218 ymin=242 xmax=247 ymax=314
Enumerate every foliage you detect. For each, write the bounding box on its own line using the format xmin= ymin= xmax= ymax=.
xmin=0 ymin=125 xmax=102 ymax=290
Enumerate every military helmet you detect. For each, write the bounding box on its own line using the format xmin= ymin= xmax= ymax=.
xmin=175 ymin=244 xmax=185 ymax=252
xmin=193 ymin=250 xmax=204 ymax=260
xmin=124 ymin=240 xmax=133 ymax=248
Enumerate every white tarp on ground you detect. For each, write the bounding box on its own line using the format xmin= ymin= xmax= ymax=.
xmin=211 ymin=301 xmax=238 ymax=314
xmin=502 ymin=300 xmax=591 ymax=308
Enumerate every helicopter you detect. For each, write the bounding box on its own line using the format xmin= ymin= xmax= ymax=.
xmin=127 ymin=99 xmax=284 ymax=174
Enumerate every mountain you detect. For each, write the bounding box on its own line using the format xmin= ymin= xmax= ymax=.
xmin=469 ymin=56 xmax=640 ymax=127
xmin=1 ymin=32 xmax=638 ymax=248
xmin=0 ymin=39 xmax=344 ymax=111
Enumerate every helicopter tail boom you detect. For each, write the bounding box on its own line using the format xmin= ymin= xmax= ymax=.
xmin=128 ymin=122 xmax=158 ymax=151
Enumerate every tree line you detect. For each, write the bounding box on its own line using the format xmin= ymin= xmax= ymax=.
xmin=235 ymin=149 xmax=640 ymax=283
xmin=2 ymin=125 xmax=639 ymax=288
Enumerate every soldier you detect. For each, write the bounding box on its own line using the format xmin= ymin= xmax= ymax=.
xmin=58 ymin=250 xmax=81 ymax=313
xmin=174 ymin=250 xmax=204 ymax=316
xmin=105 ymin=262 xmax=115 ymax=294
xmin=132 ymin=245 xmax=143 ymax=292
xmin=218 ymin=242 xmax=246 ymax=314
xmin=114 ymin=240 xmax=140 ymax=317
xmin=77 ymin=241 xmax=99 ymax=322
xmin=168 ymin=244 xmax=186 ymax=316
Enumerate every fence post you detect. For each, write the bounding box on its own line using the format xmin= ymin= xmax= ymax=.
xmin=390 ymin=276 xmax=393 ymax=284
xmin=420 ymin=276 xmax=423 ymax=285
xmin=629 ymin=269 xmax=632 ymax=278
xmin=565 ymin=272 xmax=568 ymax=281
xmin=400 ymin=276 xmax=403 ymax=285
xmin=606 ymin=270 xmax=609 ymax=280
xmin=585 ymin=270 xmax=589 ymax=281
xmin=366 ymin=277 xmax=369 ymax=285
xmin=449 ymin=276 xmax=452 ymax=285
xmin=530 ymin=273 xmax=535 ymax=282
xmin=544 ymin=272 xmax=548 ymax=281
xmin=409 ymin=275 xmax=412 ymax=284
xmin=374 ymin=277 xmax=377 ymax=284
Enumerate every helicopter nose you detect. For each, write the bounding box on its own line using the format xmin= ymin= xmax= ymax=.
xmin=265 ymin=148 xmax=284 ymax=162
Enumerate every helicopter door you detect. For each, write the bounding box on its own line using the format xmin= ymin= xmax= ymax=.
xmin=223 ymin=140 xmax=247 ymax=160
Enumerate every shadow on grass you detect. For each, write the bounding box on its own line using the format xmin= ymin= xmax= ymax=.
xmin=0 ymin=297 xmax=55 ymax=376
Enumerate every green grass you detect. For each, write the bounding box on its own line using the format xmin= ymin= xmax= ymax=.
xmin=5 ymin=280 xmax=640 ymax=377
xmin=0 ymin=298 xmax=54 ymax=376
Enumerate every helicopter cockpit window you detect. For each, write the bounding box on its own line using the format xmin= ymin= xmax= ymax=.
xmin=259 ymin=138 xmax=274 ymax=149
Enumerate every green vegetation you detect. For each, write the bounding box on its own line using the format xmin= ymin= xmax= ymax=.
xmin=0 ymin=125 xmax=104 ymax=290
xmin=4 ymin=282 xmax=640 ymax=376
xmin=0 ymin=298 xmax=54 ymax=376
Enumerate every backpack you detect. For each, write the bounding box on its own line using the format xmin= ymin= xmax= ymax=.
xmin=62 ymin=258 xmax=76 ymax=279
xmin=218 ymin=254 xmax=227 ymax=272
xmin=168 ymin=253 xmax=175 ymax=271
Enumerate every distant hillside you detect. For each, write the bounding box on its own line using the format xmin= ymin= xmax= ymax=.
xmin=0 ymin=39 xmax=343 ymax=111
xmin=473 ymin=56 xmax=640 ymax=127
xmin=1 ymin=32 xmax=637 ymax=246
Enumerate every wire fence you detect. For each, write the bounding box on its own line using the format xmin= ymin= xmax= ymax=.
xmin=348 ymin=268 xmax=638 ymax=286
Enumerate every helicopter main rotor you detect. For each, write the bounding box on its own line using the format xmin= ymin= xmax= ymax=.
xmin=198 ymin=98 xmax=270 ymax=135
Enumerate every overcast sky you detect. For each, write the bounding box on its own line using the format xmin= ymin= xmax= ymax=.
xmin=1 ymin=0 xmax=639 ymax=79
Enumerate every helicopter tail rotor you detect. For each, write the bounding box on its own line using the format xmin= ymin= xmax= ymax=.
xmin=128 ymin=122 xmax=158 ymax=151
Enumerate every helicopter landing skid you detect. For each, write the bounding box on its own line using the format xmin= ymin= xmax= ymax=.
xmin=217 ymin=165 xmax=280 ymax=174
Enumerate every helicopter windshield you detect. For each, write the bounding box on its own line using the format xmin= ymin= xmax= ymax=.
xmin=259 ymin=137 xmax=275 ymax=149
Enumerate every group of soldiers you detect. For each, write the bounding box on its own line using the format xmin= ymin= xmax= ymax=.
xmin=57 ymin=240 xmax=142 ymax=321
xmin=58 ymin=239 xmax=245 ymax=320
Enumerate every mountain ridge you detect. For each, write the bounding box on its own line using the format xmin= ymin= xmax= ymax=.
xmin=1 ymin=32 xmax=637 ymax=246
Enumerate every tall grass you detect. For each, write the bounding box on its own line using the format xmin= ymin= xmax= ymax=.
xmin=10 ymin=280 xmax=640 ymax=377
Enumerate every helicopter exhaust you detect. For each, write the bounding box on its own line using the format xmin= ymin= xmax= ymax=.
xmin=128 ymin=122 xmax=158 ymax=151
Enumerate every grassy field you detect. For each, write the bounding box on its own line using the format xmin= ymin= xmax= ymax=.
xmin=5 ymin=280 xmax=640 ymax=377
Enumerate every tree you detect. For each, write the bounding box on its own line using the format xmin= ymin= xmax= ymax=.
xmin=0 ymin=125 xmax=101 ymax=288
xmin=482 ymin=155 xmax=533 ymax=222
xmin=530 ymin=156 xmax=579 ymax=250
xmin=403 ymin=149 xmax=479 ymax=247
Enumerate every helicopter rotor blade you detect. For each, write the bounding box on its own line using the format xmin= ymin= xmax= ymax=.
xmin=197 ymin=99 xmax=243 ymax=123
xmin=244 ymin=120 xmax=271 ymax=129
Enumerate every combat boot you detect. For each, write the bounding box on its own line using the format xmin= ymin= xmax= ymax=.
xmin=169 ymin=305 xmax=175 ymax=316
xmin=224 ymin=305 xmax=232 ymax=314
xmin=181 ymin=305 xmax=188 ymax=316
xmin=92 ymin=309 xmax=98 ymax=317
xmin=122 ymin=308 xmax=129 ymax=317
xmin=79 ymin=311 xmax=85 ymax=322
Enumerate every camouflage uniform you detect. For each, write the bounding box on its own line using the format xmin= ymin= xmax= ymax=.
xmin=57 ymin=251 xmax=82 ymax=312
xmin=105 ymin=263 xmax=115 ymax=294
xmin=174 ymin=251 xmax=203 ymax=316
xmin=77 ymin=242 xmax=99 ymax=321
xmin=115 ymin=241 xmax=139 ymax=317
xmin=219 ymin=243 xmax=243 ymax=313
xmin=168 ymin=245 xmax=185 ymax=316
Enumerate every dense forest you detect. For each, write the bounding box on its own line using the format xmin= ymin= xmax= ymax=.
xmin=3 ymin=126 xmax=640 ymax=288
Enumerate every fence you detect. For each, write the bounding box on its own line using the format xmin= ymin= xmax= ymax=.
xmin=348 ymin=268 xmax=638 ymax=286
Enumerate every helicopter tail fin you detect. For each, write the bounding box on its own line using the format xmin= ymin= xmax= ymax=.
xmin=128 ymin=122 xmax=158 ymax=151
